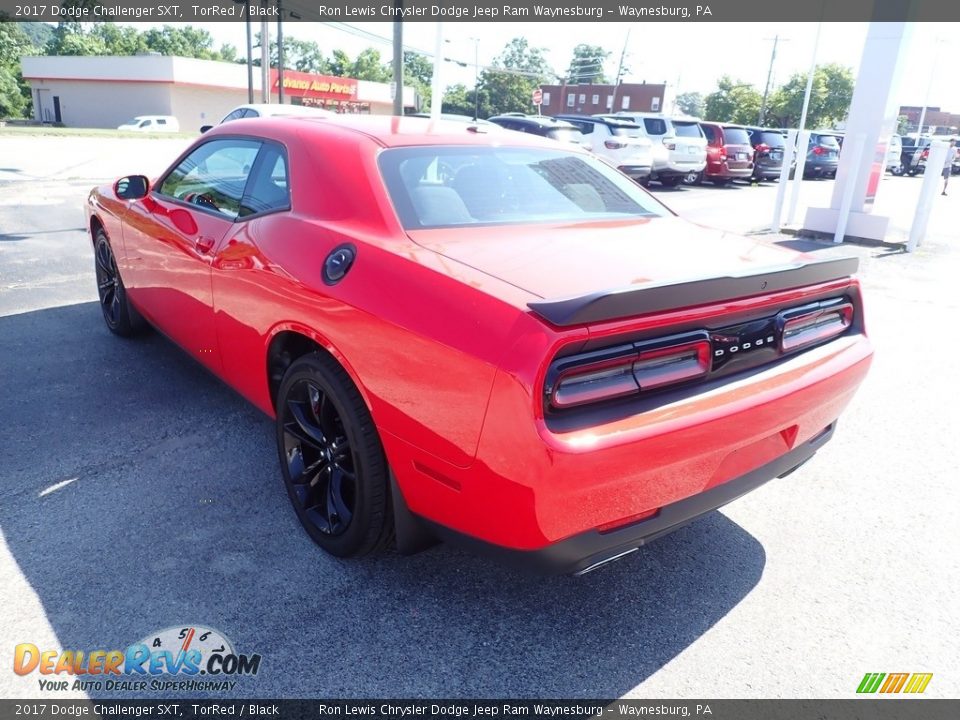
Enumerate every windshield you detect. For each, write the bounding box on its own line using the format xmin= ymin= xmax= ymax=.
xmin=674 ymin=122 xmax=703 ymax=138
xmin=547 ymin=127 xmax=585 ymax=143
xmin=722 ymin=127 xmax=752 ymax=145
xmin=815 ymin=135 xmax=841 ymax=148
xmin=379 ymin=146 xmax=670 ymax=229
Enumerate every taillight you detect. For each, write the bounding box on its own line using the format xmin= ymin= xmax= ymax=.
xmin=605 ymin=140 xmax=628 ymax=150
xmin=719 ymin=147 xmax=727 ymax=158
xmin=922 ymin=149 xmax=929 ymax=159
xmin=549 ymin=334 xmax=711 ymax=410
xmin=545 ymin=297 xmax=855 ymax=412
xmin=632 ymin=339 xmax=711 ymax=391
xmin=812 ymin=145 xmax=827 ymax=155
xmin=779 ymin=302 xmax=853 ymax=353
xmin=663 ymin=138 xmax=677 ymax=150
xmin=755 ymin=143 xmax=770 ymax=153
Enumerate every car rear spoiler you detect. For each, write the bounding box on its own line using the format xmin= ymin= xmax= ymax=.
xmin=527 ymin=256 xmax=860 ymax=326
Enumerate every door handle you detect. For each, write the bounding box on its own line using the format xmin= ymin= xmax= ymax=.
xmin=195 ymin=236 xmax=216 ymax=254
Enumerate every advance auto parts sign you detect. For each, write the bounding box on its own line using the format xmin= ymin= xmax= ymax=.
xmin=13 ymin=625 xmax=261 ymax=693
xmin=271 ymin=69 xmax=358 ymax=101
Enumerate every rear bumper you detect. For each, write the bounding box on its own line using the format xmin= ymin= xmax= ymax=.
xmin=618 ymin=164 xmax=652 ymax=180
xmin=427 ymin=422 xmax=835 ymax=575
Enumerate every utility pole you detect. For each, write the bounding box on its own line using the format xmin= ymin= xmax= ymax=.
xmin=471 ymin=37 xmax=479 ymax=121
xmin=276 ymin=0 xmax=284 ymax=104
xmin=260 ymin=13 xmax=269 ymax=103
xmin=392 ymin=2 xmax=403 ymax=115
xmin=611 ymin=28 xmax=630 ymax=112
xmin=759 ymin=35 xmax=788 ymax=126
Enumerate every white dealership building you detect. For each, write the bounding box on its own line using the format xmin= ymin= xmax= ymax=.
xmin=20 ymin=55 xmax=418 ymax=132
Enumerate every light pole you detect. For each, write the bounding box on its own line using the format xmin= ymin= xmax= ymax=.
xmin=231 ymin=0 xmax=253 ymax=103
xmin=469 ymin=37 xmax=479 ymax=120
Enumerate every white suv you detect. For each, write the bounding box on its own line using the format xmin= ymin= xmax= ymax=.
xmin=554 ymin=115 xmax=654 ymax=184
xmin=599 ymin=112 xmax=707 ymax=186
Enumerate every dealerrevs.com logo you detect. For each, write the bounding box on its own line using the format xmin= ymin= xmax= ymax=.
xmin=14 ymin=625 xmax=261 ymax=693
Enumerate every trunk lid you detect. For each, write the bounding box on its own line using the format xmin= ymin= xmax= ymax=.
xmin=407 ymin=216 xmax=806 ymax=302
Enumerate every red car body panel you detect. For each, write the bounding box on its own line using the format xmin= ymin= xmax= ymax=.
xmin=86 ymin=115 xmax=873 ymax=571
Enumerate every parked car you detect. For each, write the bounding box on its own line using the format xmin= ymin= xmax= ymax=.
xmin=200 ymin=103 xmax=332 ymax=133
xmin=487 ymin=115 xmax=584 ymax=145
xmin=746 ymin=126 xmax=789 ymax=181
xmin=117 ymin=115 xmax=180 ymax=133
xmin=906 ymin=136 xmax=960 ymax=176
xmin=85 ymin=115 xmax=872 ymax=576
xmin=801 ymin=132 xmax=841 ymax=178
xmin=697 ymin=122 xmax=755 ymax=185
xmin=554 ymin=114 xmax=653 ymax=183
xmin=600 ymin=112 xmax=708 ymax=186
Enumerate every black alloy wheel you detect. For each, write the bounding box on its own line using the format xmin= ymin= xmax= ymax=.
xmin=94 ymin=230 xmax=142 ymax=336
xmin=276 ymin=353 xmax=393 ymax=557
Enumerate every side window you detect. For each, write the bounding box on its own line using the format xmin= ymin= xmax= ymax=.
xmin=139 ymin=120 xmax=151 ymax=128
xmin=158 ymin=139 xmax=261 ymax=220
xmin=576 ymin=122 xmax=594 ymax=135
xmin=702 ymin=125 xmax=717 ymax=143
xmin=156 ymin=118 xmax=167 ymax=126
xmin=240 ymin=144 xmax=290 ymax=217
xmin=222 ymin=109 xmax=246 ymax=123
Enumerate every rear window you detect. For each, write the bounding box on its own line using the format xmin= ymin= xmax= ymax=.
xmin=643 ymin=118 xmax=668 ymax=135
xmin=753 ymin=131 xmax=785 ymax=147
xmin=379 ymin=146 xmax=670 ymax=229
xmin=673 ymin=122 xmax=703 ymax=138
xmin=546 ymin=127 xmax=585 ymax=143
xmin=609 ymin=124 xmax=642 ymax=137
xmin=722 ymin=127 xmax=752 ymax=145
xmin=815 ymin=134 xmax=841 ymax=148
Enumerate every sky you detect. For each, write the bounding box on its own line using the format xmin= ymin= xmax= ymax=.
xmin=121 ymin=21 xmax=960 ymax=112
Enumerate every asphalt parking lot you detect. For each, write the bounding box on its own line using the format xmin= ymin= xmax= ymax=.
xmin=1 ymin=134 xmax=958 ymax=700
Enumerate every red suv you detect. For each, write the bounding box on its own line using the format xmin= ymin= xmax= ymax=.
xmin=697 ymin=123 xmax=755 ymax=185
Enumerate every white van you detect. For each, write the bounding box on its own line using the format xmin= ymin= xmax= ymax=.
xmin=117 ymin=115 xmax=180 ymax=133
xmin=597 ymin=112 xmax=708 ymax=186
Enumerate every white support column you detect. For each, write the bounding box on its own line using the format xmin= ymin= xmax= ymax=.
xmin=430 ymin=23 xmax=444 ymax=121
xmin=907 ymin=141 xmax=950 ymax=252
xmin=802 ymin=19 xmax=915 ymax=242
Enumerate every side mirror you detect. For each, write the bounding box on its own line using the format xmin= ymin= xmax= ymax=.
xmin=115 ymin=175 xmax=150 ymax=200
xmin=200 ymin=125 xmax=213 ymax=134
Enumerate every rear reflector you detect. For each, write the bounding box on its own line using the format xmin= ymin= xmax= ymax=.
xmin=780 ymin=303 xmax=853 ymax=352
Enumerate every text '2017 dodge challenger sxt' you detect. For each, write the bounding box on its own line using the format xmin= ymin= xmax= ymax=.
xmin=86 ymin=115 xmax=872 ymax=575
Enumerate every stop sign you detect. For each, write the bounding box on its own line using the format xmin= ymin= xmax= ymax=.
xmin=532 ymin=88 xmax=543 ymax=105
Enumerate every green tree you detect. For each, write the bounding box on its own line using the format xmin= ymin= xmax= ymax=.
xmin=896 ymin=114 xmax=910 ymax=135
xmin=477 ymin=38 xmax=552 ymax=117
xmin=404 ymin=51 xmax=433 ymax=109
xmin=46 ymin=23 xmax=108 ymax=56
xmin=141 ymin=25 xmax=220 ymax=59
xmin=565 ymin=44 xmax=609 ymax=84
xmin=440 ymin=83 xmax=472 ymax=116
xmin=20 ymin=21 xmax=54 ymax=49
xmin=350 ymin=48 xmax=391 ymax=82
xmin=89 ymin=23 xmax=147 ymax=55
xmin=675 ymin=91 xmax=704 ymax=118
xmin=0 ymin=21 xmax=33 ymax=118
xmin=704 ymin=76 xmax=762 ymax=125
xmin=767 ymin=64 xmax=854 ymax=129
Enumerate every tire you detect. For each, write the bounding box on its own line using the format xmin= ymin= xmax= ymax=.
xmin=638 ymin=178 xmax=651 ymax=188
xmin=711 ymin=178 xmax=731 ymax=186
xmin=890 ymin=163 xmax=904 ymax=176
xmin=276 ymin=352 xmax=393 ymax=557
xmin=93 ymin=228 xmax=144 ymax=337
xmin=659 ymin=175 xmax=683 ymax=187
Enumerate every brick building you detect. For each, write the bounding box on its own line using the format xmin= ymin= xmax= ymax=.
xmin=538 ymin=82 xmax=667 ymax=117
xmin=898 ymin=105 xmax=960 ymax=134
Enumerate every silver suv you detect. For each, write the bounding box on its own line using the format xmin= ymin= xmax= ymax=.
xmin=598 ymin=112 xmax=707 ymax=187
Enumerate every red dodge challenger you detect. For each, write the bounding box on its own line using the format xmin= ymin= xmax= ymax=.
xmin=86 ymin=116 xmax=872 ymax=575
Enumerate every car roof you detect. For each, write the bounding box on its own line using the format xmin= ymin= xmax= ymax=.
xmin=234 ymin=103 xmax=332 ymax=116
xmin=210 ymin=114 xmax=570 ymax=149
xmin=489 ymin=115 xmax=576 ymax=129
xmin=560 ymin=114 xmax=641 ymax=128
